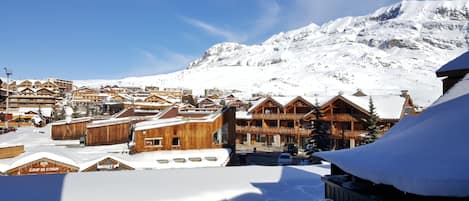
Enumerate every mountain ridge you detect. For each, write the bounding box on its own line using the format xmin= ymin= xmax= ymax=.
xmin=76 ymin=0 xmax=469 ymax=107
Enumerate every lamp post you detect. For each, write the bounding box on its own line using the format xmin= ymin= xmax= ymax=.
xmin=3 ymin=67 xmax=12 ymax=129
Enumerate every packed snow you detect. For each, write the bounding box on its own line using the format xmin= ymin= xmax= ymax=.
xmin=0 ymin=164 xmax=330 ymax=201
xmin=75 ymin=0 xmax=469 ymax=108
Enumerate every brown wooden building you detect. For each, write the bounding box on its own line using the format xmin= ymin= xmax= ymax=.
xmin=236 ymin=93 xmax=415 ymax=149
xmin=85 ymin=118 xmax=131 ymax=146
xmin=6 ymin=152 xmax=79 ymax=175
xmin=236 ymin=96 xmax=316 ymax=147
xmin=81 ymin=156 xmax=134 ymax=172
xmin=132 ymin=107 xmax=236 ymax=153
xmin=50 ymin=117 xmax=91 ymax=140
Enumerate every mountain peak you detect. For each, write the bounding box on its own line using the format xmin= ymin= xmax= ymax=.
xmin=370 ymin=0 xmax=469 ymax=21
xmin=78 ymin=0 xmax=469 ymax=108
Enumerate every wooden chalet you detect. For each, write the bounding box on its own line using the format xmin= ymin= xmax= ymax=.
xmin=0 ymin=95 xmax=57 ymax=110
xmin=6 ymin=152 xmax=79 ymax=175
xmin=198 ymin=98 xmax=220 ymax=108
xmin=50 ymin=117 xmax=92 ymax=140
xmin=85 ymin=118 xmax=131 ymax=146
xmin=72 ymin=87 xmax=105 ymax=106
xmin=236 ymin=93 xmax=415 ymax=149
xmin=306 ymin=92 xmax=415 ymax=147
xmin=144 ymin=94 xmax=172 ymax=104
xmin=18 ymin=80 xmax=33 ymax=88
xmin=81 ymin=156 xmax=134 ymax=172
xmin=236 ymin=96 xmax=315 ymax=147
xmin=132 ymin=107 xmax=236 ymax=153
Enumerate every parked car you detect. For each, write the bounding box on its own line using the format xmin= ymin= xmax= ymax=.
xmin=277 ymin=153 xmax=293 ymax=165
xmin=283 ymin=143 xmax=298 ymax=155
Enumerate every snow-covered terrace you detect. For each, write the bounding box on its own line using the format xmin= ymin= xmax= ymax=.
xmin=0 ymin=164 xmax=330 ymax=201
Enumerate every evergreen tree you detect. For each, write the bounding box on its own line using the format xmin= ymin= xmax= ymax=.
xmin=365 ymin=96 xmax=381 ymax=143
xmin=307 ymin=99 xmax=330 ymax=153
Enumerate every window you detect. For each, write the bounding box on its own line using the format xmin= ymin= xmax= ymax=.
xmin=144 ymin=138 xmax=163 ymax=147
xmin=156 ymin=159 xmax=169 ymax=164
xmin=173 ymin=158 xmax=186 ymax=163
xmin=172 ymin=137 xmax=180 ymax=146
xmin=188 ymin=157 xmax=202 ymax=162
xmin=213 ymin=132 xmax=220 ymax=144
xmin=204 ymin=156 xmax=218 ymax=161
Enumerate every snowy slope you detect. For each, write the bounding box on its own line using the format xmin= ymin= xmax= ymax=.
xmin=76 ymin=0 xmax=469 ymax=107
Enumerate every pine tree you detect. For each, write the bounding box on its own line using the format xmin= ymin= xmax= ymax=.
xmin=307 ymin=99 xmax=330 ymax=153
xmin=365 ymin=96 xmax=381 ymax=143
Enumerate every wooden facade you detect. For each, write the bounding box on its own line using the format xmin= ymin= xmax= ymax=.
xmin=51 ymin=118 xmax=91 ymax=140
xmin=236 ymin=96 xmax=313 ymax=147
xmin=0 ymin=145 xmax=24 ymax=159
xmin=86 ymin=119 xmax=131 ymax=146
xmin=82 ymin=157 xmax=134 ymax=172
xmin=7 ymin=157 xmax=79 ymax=175
xmin=237 ymin=94 xmax=415 ymax=149
xmin=0 ymin=95 xmax=57 ymax=109
xmin=133 ymin=107 xmax=236 ymax=153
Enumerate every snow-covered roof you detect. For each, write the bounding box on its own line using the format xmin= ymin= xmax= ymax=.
xmin=433 ymin=73 xmax=469 ymax=106
xmin=78 ymin=155 xmax=133 ymax=171
xmin=134 ymin=109 xmax=222 ymax=131
xmin=236 ymin=111 xmax=252 ymax=119
xmin=342 ymin=95 xmax=407 ymax=119
xmin=50 ymin=117 xmax=92 ymax=126
xmin=87 ymin=118 xmax=131 ymax=128
xmin=315 ymin=93 xmax=469 ymax=197
xmin=436 ymin=51 xmax=469 ymax=76
xmin=9 ymin=152 xmax=79 ymax=171
xmin=0 ymin=164 xmax=330 ymax=201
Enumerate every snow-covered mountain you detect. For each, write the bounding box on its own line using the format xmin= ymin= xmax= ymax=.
xmin=76 ymin=0 xmax=469 ymax=107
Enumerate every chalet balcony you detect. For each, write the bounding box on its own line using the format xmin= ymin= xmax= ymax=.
xmin=331 ymin=130 xmax=366 ymax=139
xmin=236 ymin=125 xmax=311 ymax=136
xmin=251 ymin=113 xmax=307 ymax=120
xmin=321 ymin=113 xmax=361 ymax=122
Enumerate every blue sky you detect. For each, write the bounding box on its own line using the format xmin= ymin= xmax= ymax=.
xmin=0 ymin=0 xmax=399 ymax=80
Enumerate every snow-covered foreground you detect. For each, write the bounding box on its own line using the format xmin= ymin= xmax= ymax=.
xmin=0 ymin=164 xmax=330 ymax=201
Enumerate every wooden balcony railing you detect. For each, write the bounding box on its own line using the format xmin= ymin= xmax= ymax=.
xmin=251 ymin=113 xmax=307 ymax=120
xmin=321 ymin=113 xmax=360 ymax=122
xmin=236 ymin=125 xmax=311 ymax=136
xmin=331 ymin=130 xmax=367 ymax=139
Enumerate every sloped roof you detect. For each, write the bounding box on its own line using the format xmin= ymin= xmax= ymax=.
xmin=433 ymin=74 xmax=469 ymax=106
xmin=342 ymin=95 xmax=407 ymax=120
xmin=436 ymin=51 xmax=469 ymax=77
xmin=315 ymin=91 xmax=469 ymax=197
xmin=8 ymin=152 xmax=79 ymax=171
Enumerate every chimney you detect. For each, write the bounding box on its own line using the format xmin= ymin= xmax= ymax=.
xmin=353 ymin=88 xmax=367 ymax=96
xmin=400 ymin=90 xmax=409 ymax=97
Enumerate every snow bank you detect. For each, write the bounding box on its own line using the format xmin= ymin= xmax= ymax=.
xmin=315 ymin=93 xmax=469 ymax=197
xmin=0 ymin=165 xmax=330 ymax=201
